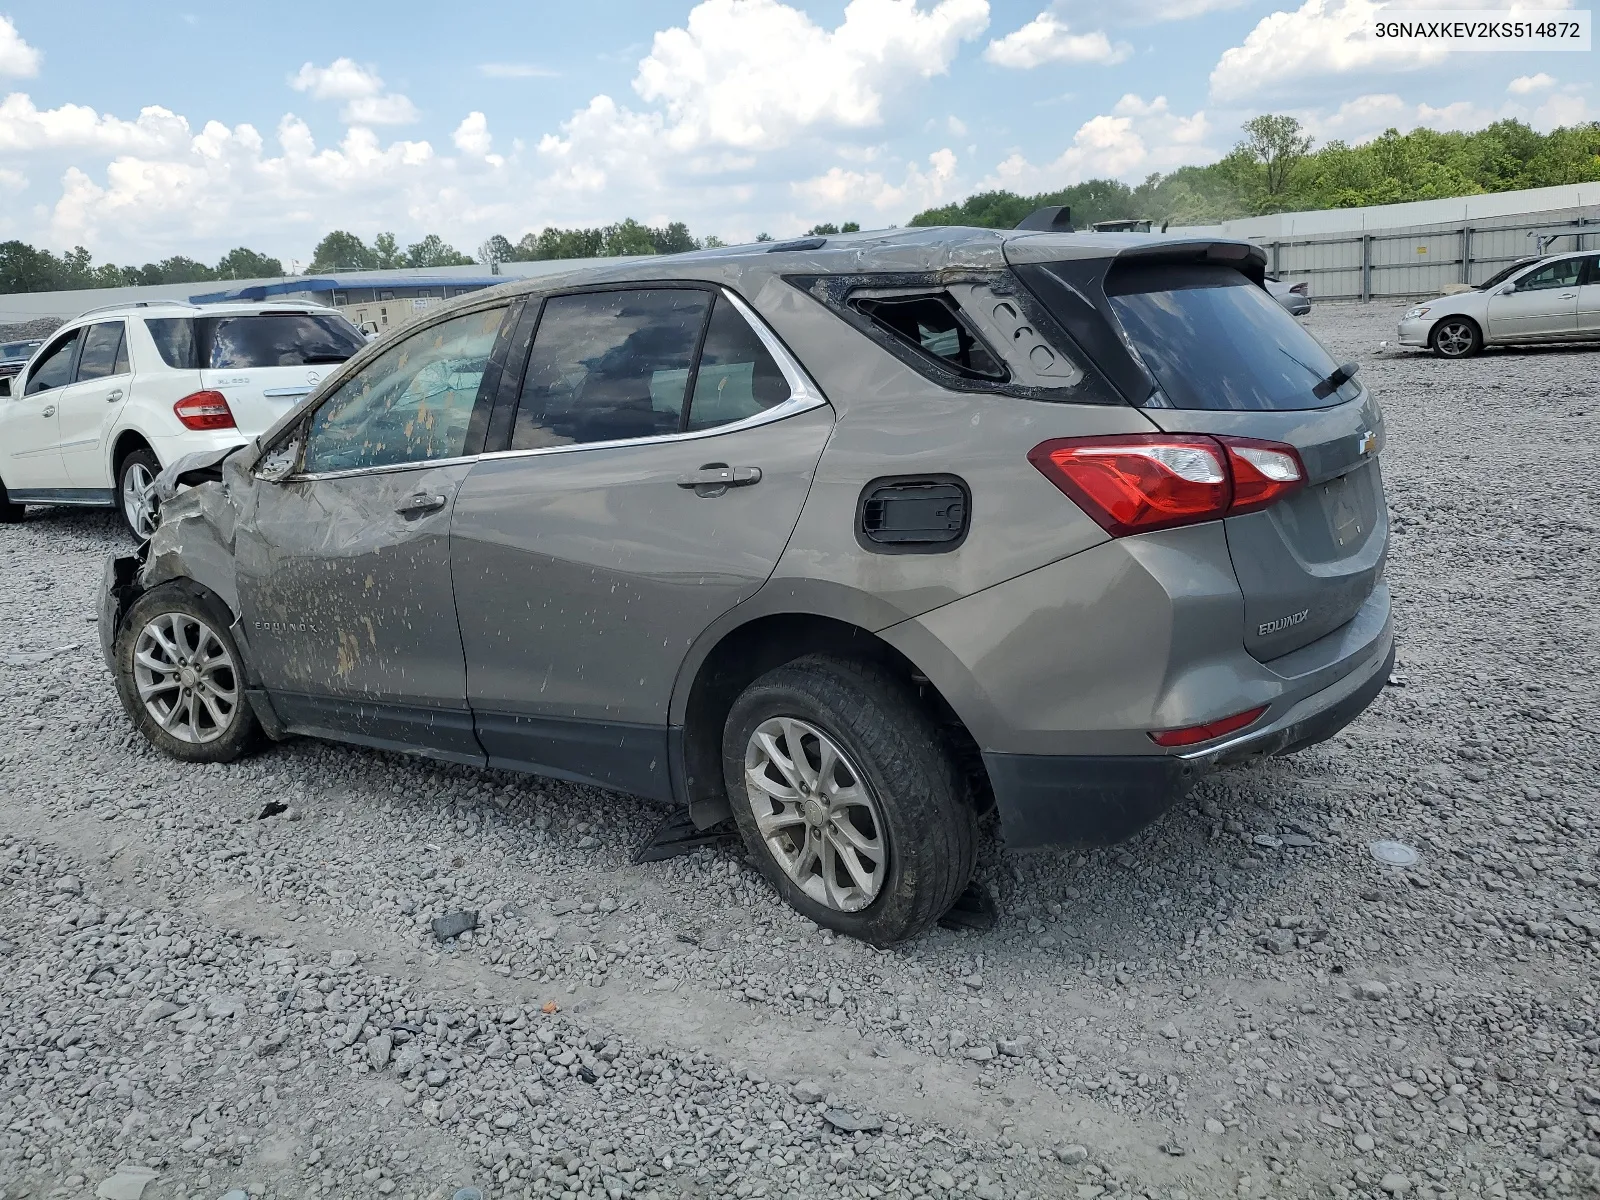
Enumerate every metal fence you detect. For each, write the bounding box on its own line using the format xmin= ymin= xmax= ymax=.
xmin=1262 ymin=207 xmax=1600 ymax=302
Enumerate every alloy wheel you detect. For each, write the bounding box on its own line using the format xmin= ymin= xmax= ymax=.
xmin=1434 ymin=320 xmax=1475 ymax=358
xmin=131 ymin=612 xmax=240 ymax=744
xmin=742 ymin=716 xmax=887 ymax=912
xmin=122 ymin=462 xmax=159 ymax=539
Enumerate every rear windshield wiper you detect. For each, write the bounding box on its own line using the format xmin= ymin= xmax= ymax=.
xmin=1312 ymin=361 xmax=1359 ymax=400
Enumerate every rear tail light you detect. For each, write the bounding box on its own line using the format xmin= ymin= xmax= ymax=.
xmin=173 ymin=390 xmax=236 ymax=431
xmin=1150 ymin=704 xmax=1268 ymax=747
xmin=1290 ymin=282 xmax=1308 ymax=296
xmin=1029 ymin=434 xmax=1304 ymax=536
xmin=1219 ymin=436 xmax=1305 ymax=515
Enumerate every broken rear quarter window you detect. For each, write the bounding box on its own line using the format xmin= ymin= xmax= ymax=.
xmin=850 ymin=293 xmax=1007 ymax=382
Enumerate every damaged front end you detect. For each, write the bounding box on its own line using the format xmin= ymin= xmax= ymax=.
xmin=97 ymin=443 xmax=253 ymax=672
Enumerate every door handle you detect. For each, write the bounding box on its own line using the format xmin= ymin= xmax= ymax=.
xmin=105 ymin=389 xmax=124 ymax=402
xmin=1558 ymin=292 xmax=1576 ymax=299
xmin=676 ymin=463 xmax=762 ymax=495
xmin=41 ymin=405 xmax=55 ymax=417
xmin=395 ymin=492 xmax=447 ymax=517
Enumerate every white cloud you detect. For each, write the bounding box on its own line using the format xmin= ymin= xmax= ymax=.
xmin=1209 ymin=0 xmax=1580 ymax=101
xmin=0 ymin=16 xmax=41 ymax=77
xmin=1531 ymin=91 xmax=1593 ymax=127
xmin=1049 ymin=0 xmax=1249 ymax=24
xmin=983 ymin=13 xmax=1131 ymax=67
xmin=632 ymin=0 xmax=990 ymax=152
xmin=478 ymin=63 xmax=560 ymax=79
xmin=982 ymin=94 xmax=1213 ymax=191
xmin=1507 ymin=72 xmax=1555 ymax=94
xmin=0 ymin=94 xmax=193 ymax=154
xmin=451 ymin=111 xmax=505 ymax=167
xmin=290 ymin=57 xmax=418 ymax=125
xmin=793 ymin=147 xmax=960 ymax=214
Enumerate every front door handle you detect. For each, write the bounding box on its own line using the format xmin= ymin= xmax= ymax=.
xmin=1558 ymin=292 xmax=1576 ymax=299
xmin=105 ymin=389 xmax=124 ymax=402
xmin=395 ymin=492 xmax=447 ymax=517
xmin=41 ymin=404 xmax=55 ymax=417
xmin=677 ymin=463 xmax=762 ymax=496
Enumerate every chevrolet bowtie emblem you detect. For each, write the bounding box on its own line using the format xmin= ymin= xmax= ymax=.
xmin=1357 ymin=429 xmax=1378 ymax=456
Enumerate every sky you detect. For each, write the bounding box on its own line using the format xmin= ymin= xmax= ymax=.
xmin=0 ymin=0 xmax=1592 ymax=267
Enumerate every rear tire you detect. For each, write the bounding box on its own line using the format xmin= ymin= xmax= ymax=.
xmin=0 ymin=475 xmax=23 ymax=523
xmin=1430 ymin=317 xmax=1481 ymax=359
xmin=114 ymin=581 xmax=261 ymax=763
xmin=722 ymin=655 xmax=976 ymax=946
xmin=117 ymin=447 xmax=161 ymax=541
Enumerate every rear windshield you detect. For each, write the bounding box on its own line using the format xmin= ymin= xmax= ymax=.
xmin=144 ymin=313 xmax=365 ymax=370
xmin=1106 ymin=264 xmax=1357 ymax=411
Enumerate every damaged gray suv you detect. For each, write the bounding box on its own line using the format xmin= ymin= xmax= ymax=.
xmin=99 ymin=226 xmax=1394 ymax=944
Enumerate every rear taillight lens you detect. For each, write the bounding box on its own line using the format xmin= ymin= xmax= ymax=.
xmin=1290 ymin=283 xmax=1308 ymax=296
xmin=1218 ymin=436 xmax=1305 ymax=515
xmin=1149 ymin=704 xmax=1268 ymax=747
xmin=1028 ymin=435 xmax=1229 ymax=537
xmin=173 ymin=390 xmax=236 ymax=431
xmin=1029 ymin=434 xmax=1304 ymax=535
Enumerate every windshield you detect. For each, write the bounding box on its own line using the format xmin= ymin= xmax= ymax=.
xmin=0 ymin=341 xmax=39 ymax=360
xmin=144 ymin=312 xmax=365 ymax=369
xmin=1106 ymin=264 xmax=1359 ymax=411
xmin=1476 ymin=258 xmax=1542 ymax=290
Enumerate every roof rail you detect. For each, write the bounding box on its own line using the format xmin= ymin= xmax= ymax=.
xmin=1014 ymin=206 xmax=1074 ymax=233
xmin=73 ymin=299 xmax=200 ymax=320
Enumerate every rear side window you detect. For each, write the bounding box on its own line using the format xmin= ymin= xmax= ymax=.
xmin=24 ymin=330 xmax=79 ymax=394
xmin=145 ymin=319 xmax=197 ymax=369
xmin=851 ymin=294 xmax=1006 ymax=381
xmin=75 ymin=322 xmax=127 ymax=381
xmin=686 ymin=296 xmax=791 ymax=431
xmin=1106 ymin=265 xmax=1355 ymax=411
xmin=511 ymin=289 xmax=712 ymax=450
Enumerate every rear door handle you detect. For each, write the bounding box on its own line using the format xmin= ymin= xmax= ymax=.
xmin=395 ymin=492 xmax=447 ymax=517
xmin=105 ymin=389 xmax=124 ymax=402
xmin=1558 ymin=292 xmax=1577 ymax=299
xmin=677 ymin=463 xmax=762 ymax=496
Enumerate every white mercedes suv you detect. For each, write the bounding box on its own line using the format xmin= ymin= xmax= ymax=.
xmin=0 ymin=300 xmax=367 ymax=536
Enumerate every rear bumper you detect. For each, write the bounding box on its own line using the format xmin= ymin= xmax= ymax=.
xmin=985 ymin=632 xmax=1394 ymax=851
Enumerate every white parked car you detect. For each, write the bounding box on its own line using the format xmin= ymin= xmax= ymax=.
xmin=0 ymin=301 xmax=367 ymax=536
xmin=1396 ymin=249 xmax=1600 ymax=358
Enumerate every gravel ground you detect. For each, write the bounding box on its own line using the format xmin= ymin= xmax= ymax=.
xmin=1 ymin=300 xmax=1598 ymax=1200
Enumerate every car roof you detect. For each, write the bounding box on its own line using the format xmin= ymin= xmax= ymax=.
xmin=483 ymin=225 xmax=1267 ymax=301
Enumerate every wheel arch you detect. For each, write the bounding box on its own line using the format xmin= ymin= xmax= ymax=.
xmin=671 ymin=588 xmax=993 ymax=828
xmin=110 ymin=429 xmax=159 ymax=481
xmin=1431 ymin=312 xmax=1484 ymax=349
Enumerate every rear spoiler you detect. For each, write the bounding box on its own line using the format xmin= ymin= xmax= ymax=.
xmin=1014 ymin=206 xmax=1074 ymax=232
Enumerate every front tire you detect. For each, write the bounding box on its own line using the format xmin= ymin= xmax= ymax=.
xmin=1430 ymin=317 xmax=1481 ymax=359
xmin=114 ymin=582 xmax=261 ymax=763
xmin=722 ymin=655 xmax=976 ymax=945
xmin=117 ymin=447 xmax=161 ymax=541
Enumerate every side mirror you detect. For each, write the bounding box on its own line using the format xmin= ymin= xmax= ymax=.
xmin=255 ymin=427 xmax=304 ymax=482
xmin=1498 ymin=282 xmax=1517 ymax=295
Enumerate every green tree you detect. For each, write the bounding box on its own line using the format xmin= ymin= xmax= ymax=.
xmin=841 ymin=221 xmax=861 ymax=233
xmin=404 ymin=234 xmax=474 ymax=268
xmin=215 ymin=247 xmax=284 ymax=279
xmin=309 ymin=230 xmax=375 ymax=272
xmin=373 ymin=232 xmax=402 ymax=269
xmin=601 ymin=219 xmax=659 ymax=257
xmin=478 ymin=234 xmax=515 ymax=266
xmin=649 ymin=221 xmax=699 ymax=254
xmin=807 ymin=223 xmax=840 ymax=235
xmin=1239 ymin=114 xmax=1314 ymax=201
xmin=702 ymin=235 xmax=727 ymax=249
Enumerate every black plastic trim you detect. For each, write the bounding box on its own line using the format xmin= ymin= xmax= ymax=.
xmin=854 ymin=473 xmax=971 ymax=554
xmin=983 ymin=751 xmax=1197 ymax=851
xmin=475 ymin=711 xmax=673 ymax=803
xmin=270 ymin=691 xmax=486 ymax=764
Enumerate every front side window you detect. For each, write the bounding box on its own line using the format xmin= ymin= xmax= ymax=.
xmin=1517 ymin=259 xmax=1583 ymax=291
xmin=76 ymin=322 xmax=128 ymax=381
xmin=511 ymin=289 xmax=711 ymax=450
xmin=686 ymin=296 xmax=792 ymax=431
xmin=300 ymin=307 xmax=505 ymax=475
xmin=24 ymin=329 xmax=80 ymax=394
